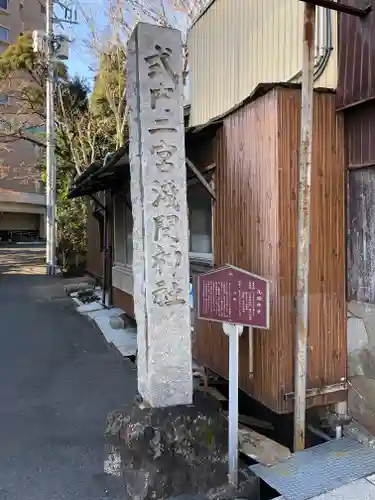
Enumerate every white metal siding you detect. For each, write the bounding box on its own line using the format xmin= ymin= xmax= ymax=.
xmin=188 ymin=0 xmax=337 ymax=126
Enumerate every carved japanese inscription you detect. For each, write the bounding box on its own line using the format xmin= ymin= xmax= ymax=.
xmin=143 ymin=40 xmax=187 ymax=308
xmin=127 ymin=23 xmax=192 ymax=407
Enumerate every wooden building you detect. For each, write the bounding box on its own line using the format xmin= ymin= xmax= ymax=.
xmin=67 ymin=0 xmax=351 ymax=417
xmin=69 ymin=83 xmax=346 ymax=415
xmin=337 ymin=2 xmax=375 ymax=434
xmin=190 ymin=85 xmax=346 ymax=414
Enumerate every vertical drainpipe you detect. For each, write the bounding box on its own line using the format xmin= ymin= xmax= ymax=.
xmin=101 ymin=153 xmax=113 ymax=307
xmin=107 ymin=190 xmax=114 ymax=307
xmin=102 ymin=189 xmax=108 ymax=307
xmin=294 ymin=2 xmax=315 ymax=453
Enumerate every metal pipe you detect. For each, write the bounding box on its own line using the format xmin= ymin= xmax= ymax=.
xmin=45 ymin=0 xmax=56 ymax=275
xmin=286 ymin=6 xmax=331 ymax=84
xmin=293 ymin=2 xmax=315 ymax=453
xmin=89 ymin=194 xmax=106 ymax=212
xmin=334 ymin=400 xmax=348 ymax=440
xmin=299 ymin=0 xmax=371 ymax=18
xmin=307 ymin=424 xmax=332 ymax=441
xmin=102 ymin=189 xmax=108 ymax=307
xmin=101 ymin=152 xmax=113 ymax=307
xmin=107 ymin=191 xmax=114 ymax=307
xmin=226 ymin=323 xmax=243 ymax=486
xmin=335 ymin=425 xmax=343 ymax=440
xmin=314 ymin=7 xmax=319 ymax=60
xmin=313 ymin=8 xmax=332 ymax=81
xmin=318 ymin=7 xmax=324 ymax=59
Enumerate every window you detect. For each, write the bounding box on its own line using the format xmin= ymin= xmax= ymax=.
xmin=114 ymin=179 xmax=213 ymax=269
xmin=0 ymin=26 xmax=9 ymax=42
xmin=114 ymin=192 xmax=133 ymax=267
xmin=0 ymin=0 xmax=8 ymax=11
xmin=187 ymin=180 xmax=212 ymax=260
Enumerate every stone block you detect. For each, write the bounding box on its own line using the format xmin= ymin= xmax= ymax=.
xmin=348 ymin=301 xmax=368 ymax=318
xmin=109 ymin=316 xmax=125 ymax=330
xmin=105 ymin=392 xmax=259 ymax=500
xmin=358 ymin=347 xmax=375 ymax=379
xmin=348 ymin=352 xmax=364 ymax=378
xmin=64 ymin=281 xmax=94 ymax=296
xmin=348 ymin=300 xmax=375 ymax=347
xmin=347 ymin=317 xmax=368 ymax=354
xmin=349 ymin=375 xmax=375 ymax=436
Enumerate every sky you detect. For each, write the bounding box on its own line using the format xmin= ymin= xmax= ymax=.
xmin=56 ymin=0 xmax=190 ymax=87
xmin=55 ymin=1 xmax=107 ymax=85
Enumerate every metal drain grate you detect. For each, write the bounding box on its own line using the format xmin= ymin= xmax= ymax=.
xmin=250 ymin=437 xmax=375 ymax=500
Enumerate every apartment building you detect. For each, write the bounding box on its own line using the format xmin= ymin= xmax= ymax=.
xmin=0 ymin=0 xmax=46 ymax=242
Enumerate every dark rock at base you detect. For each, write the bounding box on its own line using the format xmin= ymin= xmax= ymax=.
xmin=105 ymin=391 xmax=259 ymax=500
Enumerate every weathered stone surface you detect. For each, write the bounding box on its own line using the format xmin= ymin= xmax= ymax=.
xmin=349 ymin=375 xmax=375 ymax=437
xmin=109 ymin=316 xmax=125 ymax=330
xmin=347 ymin=300 xmax=365 ymax=318
xmin=105 ymin=392 xmax=259 ymax=500
xmin=348 ymin=352 xmax=364 ymax=378
xmin=64 ymin=281 xmax=95 ymax=295
xmin=347 ymin=300 xmax=375 ymax=436
xmin=347 ymin=316 xmax=369 ymax=377
xmin=127 ymin=22 xmax=192 ymax=407
xmin=348 ymin=300 xmax=375 ymax=347
xmin=347 ymin=317 xmax=368 ymax=354
xmin=358 ymin=347 xmax=375 ymax=379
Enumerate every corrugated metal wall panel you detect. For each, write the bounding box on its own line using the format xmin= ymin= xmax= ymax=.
xmin=192 ymin=88 xmax=346 ymax=413
xmin=337 ymin=2 xmax=375 ymax=109
xmin=188 ymin=0 xmax=337 ymax=126
xmin=193 ymin=90 xmax=282 ymax=410
xmin=277 ymin=89 xmax=346 ymax=411
xmin=347 ymin=168 xmax=375 ymax=304
xmin=345 ymin=102 xmax=375 ymax=168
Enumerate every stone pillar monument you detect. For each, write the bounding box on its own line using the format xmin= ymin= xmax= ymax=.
xmin=126 ymin=22 xmax=192 ymax=407
xmin=106 ymin=23 xmax=259 ymax=500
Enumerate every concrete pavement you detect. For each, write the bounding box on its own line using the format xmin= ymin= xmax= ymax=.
xmin=0 ymin=245 xmax=137 ymax=500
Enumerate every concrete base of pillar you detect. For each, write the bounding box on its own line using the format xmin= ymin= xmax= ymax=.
xmin=105 ymin=392 xmax=260 ymax=500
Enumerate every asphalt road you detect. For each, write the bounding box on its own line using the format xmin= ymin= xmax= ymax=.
xmin=0 ymin=245 xmax=137 ymax=500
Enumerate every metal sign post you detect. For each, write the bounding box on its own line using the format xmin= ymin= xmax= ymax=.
xmin=197 ymin=264 xmax=270 ymax=486
xmin=223 ymin=322 xmax=244 ymax=485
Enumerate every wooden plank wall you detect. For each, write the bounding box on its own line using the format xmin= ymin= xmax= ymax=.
xmin=192 ymin=88 xmax=346 ymax=413
xmin=277 ymin=89 xmax=346 ymax=412
xmin=193 ymin=90 xmax=282 ymax=410
xmin=347 ymin=168 xmax=375 ymax=304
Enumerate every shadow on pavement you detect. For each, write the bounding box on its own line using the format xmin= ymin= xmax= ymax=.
xmin=0 ymin=244 xmax=46 ymax=275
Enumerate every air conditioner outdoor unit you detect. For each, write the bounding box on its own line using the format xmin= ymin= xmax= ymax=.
xmin=32 ymin=30 xmax=44 ymax=53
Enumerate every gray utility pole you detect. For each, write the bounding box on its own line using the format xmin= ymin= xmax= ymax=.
xmin=293 ymin=1 xmax=315 ymax=453
xmin=45 ymin=0 xmax=56 ymax=275
xmin=294 ymin=0 xmax=372 ymax=452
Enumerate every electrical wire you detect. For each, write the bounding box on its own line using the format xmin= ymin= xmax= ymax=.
xmin=286 ymin=7 xmax=332 ymax=84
